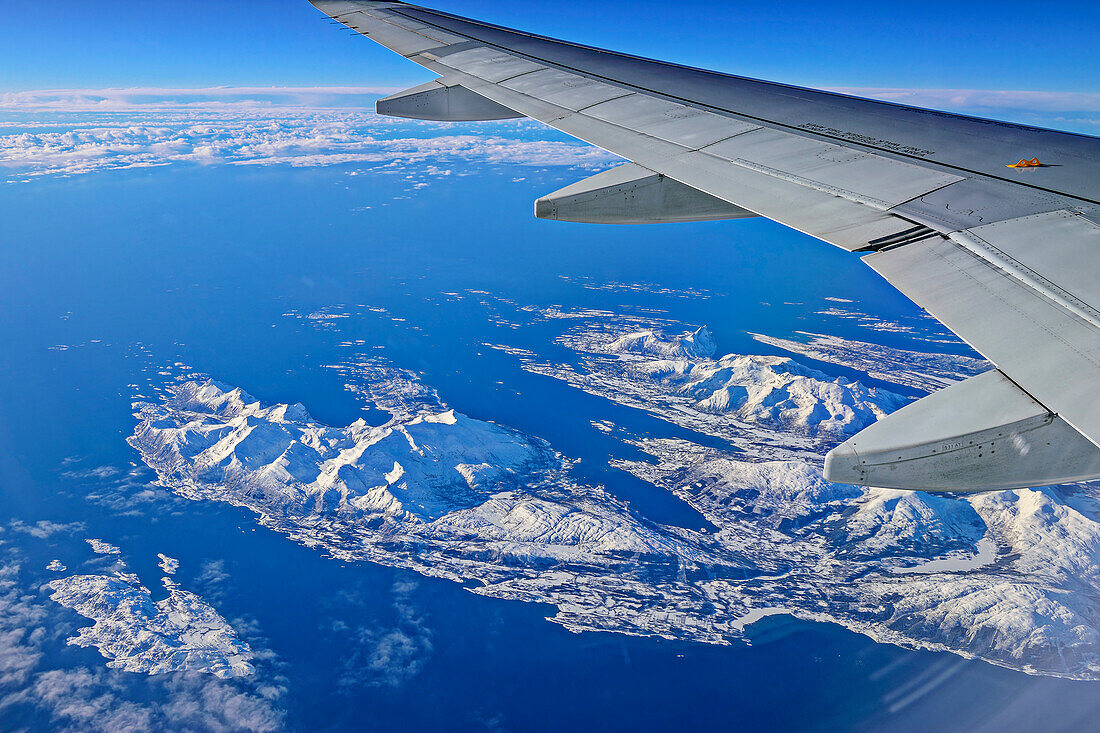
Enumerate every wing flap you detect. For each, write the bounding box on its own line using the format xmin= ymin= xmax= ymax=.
xmin=340 ymin=9 xmax=453 ymax=54
xmin=428 ymin=45 xmax=546 ymax=82
xmin=891 ymin=177 xmax=1073 ymax=233
xmin=499 ymin=69 xmax=631 ymax=110
xmin=954 ymin=211 xmax=1100 ymax=327
xmin=699 ymin=129 xmax=962 ymax=210
xmin=660 ymin=148 xmax=932 ymax=250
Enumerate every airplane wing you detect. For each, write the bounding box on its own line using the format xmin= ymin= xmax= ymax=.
xmin=309 ymin=0 xmax=1100 ymax=492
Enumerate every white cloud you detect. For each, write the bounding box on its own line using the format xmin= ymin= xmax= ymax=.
xmin=30 ymin=668 xmax=284 ymax=733
xmin=0 ymin=565 xmax=47 ymax=690
xmin=829 ymin=87 xmax=1100 ymax=114
xmin=8 ymin=521 xmax=86 ymax=540
xmin=9 ymin=85 xmax=1098 ymax=116
xmin=61 ymin=466 xmax=121 ymax=480
xmin=828 ymin=87 xmax=1100 ymax=132
xmin=196 ymin=560 xmax=231 ymax=599
xmin=0 ymin=87 xmax=620 ymax=182
xmin=0 ymin=86 xmax=402 ymax=111
xmin=336 ymin=577 xmax=433 ymax=690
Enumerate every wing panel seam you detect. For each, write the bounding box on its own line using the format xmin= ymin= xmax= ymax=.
xmin=950 ymin=227 xmax=1100 ymax=330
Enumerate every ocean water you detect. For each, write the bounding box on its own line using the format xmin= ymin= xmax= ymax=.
xmin=2 ymin=161 xmax=1098 ymax=731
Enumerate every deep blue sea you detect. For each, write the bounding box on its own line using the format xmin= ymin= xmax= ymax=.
xmin=2 ymin=160 xmax=1097 ymax=731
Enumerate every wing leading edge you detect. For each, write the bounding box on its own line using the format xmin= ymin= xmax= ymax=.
xmin=310 ymin=0 xmax=1100 ymax=492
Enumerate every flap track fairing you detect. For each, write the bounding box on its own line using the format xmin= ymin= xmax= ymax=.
xmin=535 ymin=163 xmax=759 ymax=225
xmin=824 ymin=370 xmax=1100 ymax=492
xmin=376 ymin=79 xmax=523 ymax=121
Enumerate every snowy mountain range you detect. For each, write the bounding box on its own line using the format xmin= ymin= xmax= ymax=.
xmin=126 ymin=324 xmax=1100 ymax=680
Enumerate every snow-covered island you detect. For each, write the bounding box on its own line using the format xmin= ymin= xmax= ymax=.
xmin=521 ymin=323 xmax=908 ymax=457
xmin=85 ymin=539 xmax=121 ymax=555
xmin=157 ymin=554 xmax=179 ymax=575
xmin=750 ymin=331 xmax=990 ymax=393
xmin=126 ymin=330 xmax=1100 ymax=680
xmin=49 ymin=572 xmax=254 ymax=678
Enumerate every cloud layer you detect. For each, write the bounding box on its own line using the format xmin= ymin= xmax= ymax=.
xmin=827 ymin=87 xmax=1100 ymax=132
xmin=828 ymin=87 xmax=1100 ymax=114
xmin=0 ymin=88 xmax=620 ymax=182
xmin=0 ymin=87 xmax=402 ymax=111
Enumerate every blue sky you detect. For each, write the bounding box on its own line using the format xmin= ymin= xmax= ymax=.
xmin=1 ymin=0 xmax=1098 ymax=93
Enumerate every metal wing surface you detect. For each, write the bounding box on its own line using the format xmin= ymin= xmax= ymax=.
xmin=310 ymin=0 xmax=1100 ymax=492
